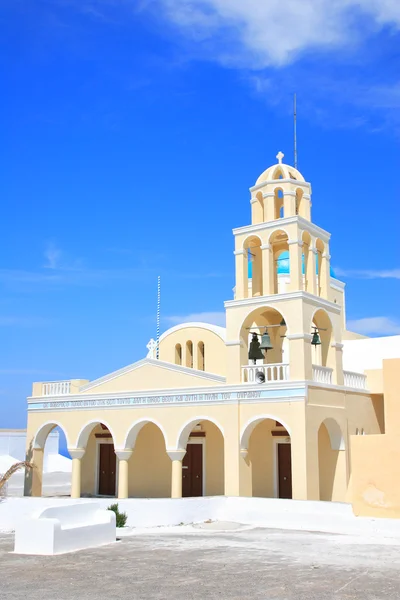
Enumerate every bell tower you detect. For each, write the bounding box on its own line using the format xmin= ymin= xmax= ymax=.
xmin=225 ymin=152 xmax=344 ymax=386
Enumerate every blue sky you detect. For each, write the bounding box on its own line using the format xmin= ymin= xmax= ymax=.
xmin=1 ymin=0 xmax=400 ymax=433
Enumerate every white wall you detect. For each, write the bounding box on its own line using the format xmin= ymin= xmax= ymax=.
xmin=343 ymin=335 xmax=400 ymax=373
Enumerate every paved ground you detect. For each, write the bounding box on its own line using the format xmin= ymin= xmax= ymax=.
xmin=2 ymin=524 xmax=400 ymax=599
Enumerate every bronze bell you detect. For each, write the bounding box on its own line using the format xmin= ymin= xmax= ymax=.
xmin=311 ymin=330 xmax=321 ymax=346
xmin=259 ymin=332 xmax=273 ymax=351
xmin=248 ymin=333 xmax=264 ymax=363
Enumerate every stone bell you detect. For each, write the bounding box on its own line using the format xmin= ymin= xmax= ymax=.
xmin=259 ymin=331 xmax=273 ymax=351
xmin=311 ymin=330 xmax=321 ymax=346
xmin=248 ymin=333 xmax=264 ymax=363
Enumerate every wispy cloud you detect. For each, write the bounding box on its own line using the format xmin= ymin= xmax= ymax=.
xmin=155 ymin=0 xmax=400 ymax=68
xmin=165 ymin=311 xmax=226 ymax=327
xmin=335 ymin=267 xmax=400 ymax=280
xmin=347 ymin=316 xmax=400 ymax=336
xmin=44 ymin=241 xmax=62 ymax=270
xmin=0 ymin=316 xmax=54 ymax=327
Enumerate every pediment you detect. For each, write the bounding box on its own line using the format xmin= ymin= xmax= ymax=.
xmin=79 ymin=358 xmax=225 ymax=395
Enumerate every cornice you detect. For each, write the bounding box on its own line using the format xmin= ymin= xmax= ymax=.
xmin=224 ymin=291 xmax=341 ymax=314
xmin=232 ymin=215 xmax=331 ymax=242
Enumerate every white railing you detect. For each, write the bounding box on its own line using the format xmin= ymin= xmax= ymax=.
xmin=312 ymin=365 xmax=333 ymax=384
xmin=344 ymin=370 xmax=367 ymax=390
xmin=42 ymin=381 xmax=71 ymax=396
xmin=242 ymin=363 xmax=289 ymax=383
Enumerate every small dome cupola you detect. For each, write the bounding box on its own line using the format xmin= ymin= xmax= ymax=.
xmin=256 ymin=151 xmax=305 ymax=185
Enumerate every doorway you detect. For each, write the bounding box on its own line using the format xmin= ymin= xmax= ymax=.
xmin=98 ymin=443 xmax=116 ymax=496
xmin=182 ymin=443 xmax=203 ymax=497
xmin=277 ymin=443 xmax=292 ymax=499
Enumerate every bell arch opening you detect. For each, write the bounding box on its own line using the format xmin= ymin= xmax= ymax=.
xmin=243 ymin=235 xmax=263 ymax=297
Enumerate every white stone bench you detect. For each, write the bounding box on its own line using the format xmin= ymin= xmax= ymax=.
xmin=14 ymin=502 xmax=116 ymax=555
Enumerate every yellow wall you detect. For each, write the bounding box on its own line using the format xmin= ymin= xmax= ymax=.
xmin=318 ymin=423 xmax=346 ymax=501
xmin=159 ymin=326 xmax=226 ymax=377
xmin=249 ymin=419 xmax=275 ymax=497
xmin=351 ymin=359 xmax=400 ymax=518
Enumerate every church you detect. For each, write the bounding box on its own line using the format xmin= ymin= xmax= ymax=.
xmin=24 ymin=152 xmax=399 ymax=514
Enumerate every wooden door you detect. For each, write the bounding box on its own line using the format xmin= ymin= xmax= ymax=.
xmin=182 ymin=444 xmax=203 ymax=497
xmin=278 ymin=443 xmax=292 ymax=499
xmin=98 ymin=444 xmax=116 ymax=496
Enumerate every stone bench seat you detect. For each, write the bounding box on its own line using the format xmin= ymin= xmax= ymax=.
xmin=14 ymin=502 xmax=116 ymax=555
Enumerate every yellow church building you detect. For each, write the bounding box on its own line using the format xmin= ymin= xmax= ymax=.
xmin=24 ymin=152 xmax=398 ymax=515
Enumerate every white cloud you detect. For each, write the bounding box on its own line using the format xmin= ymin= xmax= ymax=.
xmin=44 ymin=241 xmax=62 ymax=269
xmin=335 ymin=268 xmax=400 ymax=280
xmin=164 ymin=311 xmax=226 ymax=327
xmin=347 ymin=316 xmax=400 ymax=336
xmin=157 ymin=0 xmax=400 ymax=67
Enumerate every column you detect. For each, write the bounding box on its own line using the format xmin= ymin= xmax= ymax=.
xmin=234 ymin=249 xmax=247 ymax=299
xmin=223 ymin=426 xmax=252 ymax=496
xmin=116 ymin=450 xmax=133 ymax=499
xmin=287 ymin=333 xmax=313 ymax=381
xmin=69 ymin=448 xmax=85 ymax=499
xmin=24 ymin=447 xmax=44 ymax=497
xmin=288 ymin=239 xmax=303 ymax=291
xmin=167 ymin=449 xmax=186 ymax=498
xmin=291 ymin=425 xmax=320 ymax=500
xmin=320 ymin=251 xmax=331 ymax=298
xmin=251 ymin=196 xmax=263 ymax=224
xmin=302 ymin=193 xmax=311 ymax=220
xmin=192 ymin=342 xmax=199 ymax=370
xmin=331 ymin=342 xmax=344 ymax=385
xmin=263 ymin=192 xmax=275 ymax=221
xmin=261 ymin=244 xmax=274 ymax=295
xmin=283 ymin=191 xmax=296 ymax=218
xmin=307 ymin=245 xmax=318 ymax=295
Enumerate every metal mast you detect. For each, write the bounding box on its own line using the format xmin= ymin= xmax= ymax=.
xmin=156 ymin=276 xmax=161 ymax=359
xmin=294 ymin=93 xmax=298 ymax=170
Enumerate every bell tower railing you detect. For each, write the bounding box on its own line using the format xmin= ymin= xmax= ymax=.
xmin=242 ymin=363 xmax=289 ymax=383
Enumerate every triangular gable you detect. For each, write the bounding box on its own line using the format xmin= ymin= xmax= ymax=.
xmin=79 ymin=358 xmax=225 ymax=395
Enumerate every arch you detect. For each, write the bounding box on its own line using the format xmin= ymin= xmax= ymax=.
xmin=268 ymin=228 xmax=290 ymax=245
xmin=176 ymin=416 xmax=225 ymax=449
xmin=252 ymin=191 xmax=264 ymax=224
xmin=33 ymin=421 xmax=71 ymax=450
xmin=240 ymin=414 xmax=292 ymax=451
xmin=197 ymin=341 xmax=205 ymax=370
xmin=318 ymin=418 xmax=345 ymax=450
xmin=274 ymin=188 xmax=284 ymax=220
xmin=75 ymin=420 xmax=117 ymax=449
xmin=175 ymin=343 xmax=182 ymax=366
xmin=302 ymin=231 xmax=312 ymax=292
xmin=310 ymin=307 xmax=334 ymax=368
xmin=123 ymin=418 xmax=168 ymax=450
xmin=185 ymin=340 xmax=193 ymax=368
xmin=243 ymin=235 xmax=263 ymax=297
xmin=159 ymin=322 xmax=226 ymax=343
xmin=272 ymin=166 xmax=285 ymax=180
xmin=296 ymin=188 xmax=304 ymax=216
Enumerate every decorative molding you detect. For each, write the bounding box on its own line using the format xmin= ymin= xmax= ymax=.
xmin=287 ymin=333 xmax=313 ymax=342
xmin=322 ymin=253 xmax=331 ymax=260
xmin=283 ymin=191 xmax=296 ymax=197
xmin=160 ymin=322 xmax=226 ymax=344
xmin=330 ymin=278 xmax=346 ymax=291
xmin=224 ymin=290 xmax=341 ymax=314
xmin=303 ymin=194 xmax=311 ymax=200
xmin=78 ymin=357 xmax=226 ymax=394
xmin=234 ymin=249 xmax=246 ymax=256
xmin=225 ymin=340 xmax=243 ymax=347
xmin=233 ymin=215 xmax=330 ymax=242
xmin=288 ymin=239 xmax=304 ymax=247
xmin=260 ymin=244 xmax=271 ymax=250
xmin=68 ymin=448 xmax=85 ymax=460
xmin=240 ymin=448 xmax=248 ymax=458
xmin=249 ymin=179 xmax=311 ymax=193
xmin=331 ymin=343 xmax=344 ymax=350
xmin=115 ymin=449 xmax=133 ymax=461
xmin=167 ymin=449 xmax=186 ymax=462
xmin=262 ymin=192 xmax=275 ymax=198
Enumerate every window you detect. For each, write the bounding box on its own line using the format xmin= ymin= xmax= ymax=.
xmin=186 ymin=341 xmax=193 ymax=368
xmin=198 ymin=342 xmax=205 ymax=371
xmin=175 ymin=344 xmax=182 ymax=366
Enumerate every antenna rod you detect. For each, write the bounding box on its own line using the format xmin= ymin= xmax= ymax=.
xmin=156 ymin=276 xmax=161 ymax=359
xmin=294 ymin=93 xmax=298 ymax=170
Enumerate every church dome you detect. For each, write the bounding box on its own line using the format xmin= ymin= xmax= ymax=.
xmin=277 ymin=251 xmax=336 ymax=278
xmin=256 ymin=151 xmax=305 ymax=185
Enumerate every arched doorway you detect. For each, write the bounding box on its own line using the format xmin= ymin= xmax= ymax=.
xmin=318 ymin=418 xmax=347 ymax=501
xmin=76 ymin=421 xmax=117 ymax=497
xmin=241 ymin=417 xmax=292 ymax=499
xmin=176 ymin=418 xmax=225 ymax=497
xmin=27 ymin=422 xmax=71 ymax=497
xmin=126 ymin=421 xmax=170 ymax=498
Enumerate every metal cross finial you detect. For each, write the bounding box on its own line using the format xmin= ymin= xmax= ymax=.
xmin=276 ymin=151 xmax=284 ymax=164
xmin=146 ymin=338 xmax=157 ymax=359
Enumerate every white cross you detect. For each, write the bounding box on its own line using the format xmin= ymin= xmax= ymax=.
xmin=276 ymin=151 xmax=284 ymax=164
xmin=146 ymin=338 xmax=157 ymax=359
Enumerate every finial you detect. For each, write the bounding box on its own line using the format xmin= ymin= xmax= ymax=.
xmin=276 ymin=151 xmax=284 ymax=164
